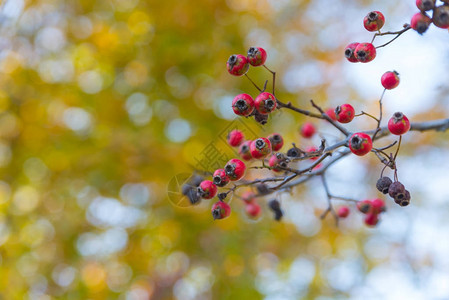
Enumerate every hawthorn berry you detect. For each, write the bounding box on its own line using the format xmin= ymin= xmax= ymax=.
xmin=268 ymin=199 xmax=283 ymax=221
xmin=300 ymin=122 xmax=316 ymax=138
xmin=225 ymin=158 xmax=246 ymax=181
xmin=247 ymin=47 xmax=267 ymax=67
xmin=250 ymin=137 xmax=272 ymax=159
xmin=376 ymin=176 xmax=393 ymax=194
xmin=357 ymin=200 xmax=372 ymax=214
xmin=388 ymin=181 xmax=406 ymax=200
xmin=287 ymin=146 xmax=302 ymax=158
xmin=363 ymin=11 xmax=385 ymax=32
xmin=213 ymin=169 xmax=230 ymax=187
xmin=344 ymin=42 xmax=359 ymax=63
xmin=337 ymin=206 xmax=350 ymax=218
xmin=197 ymin=180 xmax=218 ymax=199
xmin=227 ymin=129 xmax=244 ymax=147
xmin=268 ymin=153 xmax=288 ymax=172
xmin=349 ymin=132 xmax=373 ymax=156
xmin=211 ymin=201 xmax=231 ymax=220
xmin=325 ymin=108 xmax=337 ymax=121
xmin=371 ymin=198 xmax=386 ymax=214
xmin=268 ymin=133 xmax=284 ymax=151
xmin=397 ymin=190 xmax=411 ymax=207
xmin=232 ymin=93 xmax=254 ymax=116
xmin=246 ymin=202 xmax=262 ymax=218
xmin=433 ymin=5 xmax=449 ymax=29
xmin=335 ymin=104 xmax=355 ymax=123
xmin=354 ymin=43 xmax=376 ymax=63
xmin=364 ymin=213 xmax=379 ymax=227
xmin=226 ymin=54 xmax=249 ymax=76
xmin=411 ymin=12 xmax=432 ymax=34
xmin=254 ymin=92 xmax=277 ymax=114
xmin=381 ymin=71 xmax=400 ymax=90
xmin=416 ymin=0 xmax=435 ymax=11
xmin=241 ymin=190 xmax=256 ymax=203
xmin=388 ymin=112 xmax=410 ymax=135
xmin=238 ymin=140 xmax=253 ymax=161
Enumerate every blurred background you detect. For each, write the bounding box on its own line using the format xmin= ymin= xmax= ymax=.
xmin=0 ymin=0 xmax=448 ymax=299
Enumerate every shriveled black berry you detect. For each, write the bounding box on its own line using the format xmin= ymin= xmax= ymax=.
xmin=398 ymin=190 xmax=411 ymax=207
xmin=388 ymin=181 xmax=405 ymax=199
xmin=268 ymin=199 xmax=283 ymax=221
xmin=186 ymin=187 xmax=200 ymax=205
xmin=287 ymin=147 xmax=301 ymax=158
xmin=376 ymin=176 xmax=393 ymax=194
xmin=254 ymin=110 xmax=268 ymax=125
xmin=217 ymin=193 xmax=227 ymax=201
xmin=256 ymin=183 xmax=270 ymax=195
xmin=274 ymin=210 xmax=283 ymax=221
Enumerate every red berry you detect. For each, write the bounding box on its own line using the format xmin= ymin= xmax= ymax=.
xmin=267 ymin=133 xmax=284 ymax=151
xmin=325 ymin=108 xmax=337 ymax=121
xmin=247 ymin=47 xmax=267 ymax=67
xmin=433 ymin=5 xmax=449 ymax=29
xmin=238 ymin=140 xmax=253 ymax=161
xmin=335 ymin=104 xmax=355 ymax=123
xmin=198 ymin=180 xmax=217 ymax=199
xmin=349 ymin=132 xmax=373 ymax=156
xmin=227 ymin=129 xmax=244 ymax=147
xmin=300 ymin=122 xmax=316 ymax=138
xmin=306 ymin=146 xmax=319 ymax=161
xmin=344 ymin=42 xmax=360 ymax=63
xmin=213 ymin=169 xmax=230 ymax=187
xmin=254 ymin=92 xmax=277 ymax=114
xmin=381 ymin=71 xmax=400 ymax=90
xmin=388 ymin=112 xmax=410 ymax=135
xmin=211 ymin=201 xmax=231 ymax=220
xmin=241 ymin=190 xmax=256 ymax=203
xmin=226 ymin=54 xmax=249 ymax=76
xmin=416 ymin=0 xmax=435 ymax=11
xmin=411 ymin=12 xmax=432 ymax=34
xmin=232 ymin=94 xmax=254 ymax=117
xmin=337 ymin=206 xmax=350 ymax=218
xmin=250 ymin=137 xmax=272 ymax=159
xmin=371 ymin=198 xmax=386 ymax=214
xmin=363 ymin=11 xmax=385 ymax=32
xmin=268 ymin=153 xmax=287 ymax=172
xmin=224 ymin=158 xmax=246 ymax=181
xmin=245 ymin=202 xmax=261 ymax=218
xmin=354 ymin=43 xmax=376 ymax=63
xmin=364 ymin=213 xmax=379 ymax=227
xmin=357 ymin=200 xmax=373 ymax=214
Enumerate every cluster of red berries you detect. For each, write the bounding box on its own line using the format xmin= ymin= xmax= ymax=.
xmin=356 ymin=199 xmax=387 ymax=226
xmin=376 ymin=177 xmax=411 ymax=207
xmin=226 ymin=47 xmax=267 ymax=76
xmin=232 ymin=92 xmax=277 ymax=117
xmin=411 ymin=0 xmax=449 ymax=34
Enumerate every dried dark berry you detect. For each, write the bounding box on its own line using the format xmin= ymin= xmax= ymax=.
xmin=398 ymin=190 xmax=411 ymax=207
xmin=388 ymin=181 xmax=405 ymax=199
xmin=274 ymin=210 xmax=283 ymax=221
xmin=376 ymin=176 xmax=393 ymax=194
xmin=268 ymin=199 xmax=283 ymax=221
xmin=287 ymin=146 xmax=302 ymax=158
xmin=254 ymin=110 xmax=268 ymax=125
xmin=217 ymin=193 xmax=227 ymax=201
xmin=256 ymin=183 xmax=270 ymax=195
xmin=186 ymin=187 xmax=200 ymax=205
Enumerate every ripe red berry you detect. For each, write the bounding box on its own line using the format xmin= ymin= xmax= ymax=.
xmin=267 ymin=133 xmax=284 ymax=151
xmin=211 ymin=201 xmax=231 ymax=220
xmin=357 ymin=200 xmax=372 ymax=214
xmin=325 ymin=108 xmax=337 ymax=121
xmin=411 ymin=12 xmax=432 ymax=34
xmin=254 ymin=92 xmax=277 ymax=114
xmin=245 ymin=202 xmax=261 ymax=218
xmin=364 ymin=213 xmax=379 ymax=227
xmin=344 ymin=42 xmax=360 ymax=63
xmin=227 ymin=129 xmax=244 ymax=147
xmin=354 ymin=43 xmax=376 ymax=63
xmin=241 ymin=190 xmax=256 ymax=203
xmin=238 ymin=140 xmax=253 ymax=161
xmin=300 ymin=122 xmax=316 ymax=138
xmin=363 ymin=11 xmax=385 ymax=32
xmin=232 ymin=94 xmax=254 ymax=117
xmin=250 ymin=137 xmax=272 ymax=159
xmin=226 ymin=54 xmax=249 ymax=76
xmin=213 ymin=169 xmax=230 ymax=187
xmin=224 ymin=158 xmax=246 ymax=181
xmin=335 ymin=104 xmax=355 ymax=123
xmin=433 ymin=5 xmax=449 ymax=29
xmin=337 ymin=206 xmax=350 ymax=218
xmin=371 ymin=198 xmax=386 ymax=214
xmin=388 ymin=112 xmax=410 ymax=135
xmin=416 ymin=0 xmax=435 ymax=11
xmin=349 ymin=132 xmax=373 ymax=156
xmin=247 ymin=47 xmax=267 ymax=67
xmin=381 ymin=71 xmax=400 ymax=90
xmin=198 ymin=180 xmax=218 ymax=199
xmin=268 ymin=153 xmax=288 ymax=172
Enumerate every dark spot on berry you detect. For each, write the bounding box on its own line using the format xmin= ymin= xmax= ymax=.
xmin=417 ymin=23 xmax=429 ymax=34
xmin=248 ymin=47 xmax=257 ymax=57
xmin=227 ymin=55 xmax=237 ymax=68
xmin=345 ymin=48 xmax=353 ymax=58
xmin=272 ymin=134 xmax=281 ymax=141
xmin=335 ymin=106 xmax=342 ymax=115
xmin=225 ymin=164 xmax=235 ymax=176
xmin=287 ymin=147 xmax=300 ymax=157
xmin=265 ymin=99 xmax=275 ymax=110
xmin=212 ymin=208 xmax=221 ymax=220
xmin=241 ymin=145 xmax=248 ymax=151
xmin=368 ymin=12 xmax=378 ymax=21
xmin=351 ymin=136 xmax=362 ymax=149
xmin=357 ymin=50 xmax=366 ymax=58
xmin=235 ymin=99 xmax=248 ymax=111
xmin=255 ymin=139 xmax=265 ymax=150
xmin=213 ymin=176 xmax=222 ymax=185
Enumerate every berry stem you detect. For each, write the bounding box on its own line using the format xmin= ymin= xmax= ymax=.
xmin=375 ymin=25 xmax=411 ymax=49
xmin=244 ymin=74 xmax=262 ymax=92
xmin=310 ymin=100 xmax=350 ymax=136
xmin=320 ymin=174 xmax=339 ymax=226
xmin=372 ymin=88 xmax=386 ymax=141
xmin=263 ymin=64 xmax=276 ymax=95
